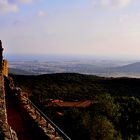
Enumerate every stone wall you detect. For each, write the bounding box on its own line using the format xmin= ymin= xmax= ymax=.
xmin=0 ymin=74 xmax=18 ymax=140
xmin=0 ymin=39 xmax=69 ymax=140
xmin=0 ymin=40 xmax=18 ymax=140
xmin=3 ymin=60 xmax=8 ymax=77
xmin=12 ymin=88 xmax=64 ymax=140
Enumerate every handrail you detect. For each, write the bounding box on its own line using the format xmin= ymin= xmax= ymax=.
xmin=21 ymin=95 xmax=71 ymax=140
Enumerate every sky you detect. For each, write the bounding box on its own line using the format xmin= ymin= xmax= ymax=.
xmin=1 ymin=0 xmax=140 ymax=59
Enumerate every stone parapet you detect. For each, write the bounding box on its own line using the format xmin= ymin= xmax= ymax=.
xmin=0 ymin=40 xmax=17 ymax=140
xmin=0 ymin=74 xmax=18 ymax=140
xmin=3 ymin=60 xmax=8 ymax=77
xmin=15 ymin=89 xmax=64 ymax=140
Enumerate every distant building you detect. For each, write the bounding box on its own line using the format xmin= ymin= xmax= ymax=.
xmin=47 ymin=99 xmax=94 ymax=108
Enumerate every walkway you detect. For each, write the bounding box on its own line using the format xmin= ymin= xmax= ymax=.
xmin=6 ymin=94 xmax=39 ymax=140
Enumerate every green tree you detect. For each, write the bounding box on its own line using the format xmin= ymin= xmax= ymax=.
xmin=91 ymin=115 xmax=121 ymax=140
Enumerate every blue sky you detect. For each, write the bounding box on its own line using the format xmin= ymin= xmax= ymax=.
xmin=1 ymin=0 xmax=140 ymax=59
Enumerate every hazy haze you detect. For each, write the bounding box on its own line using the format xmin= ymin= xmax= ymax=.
xmin=1 ymin=0 xmax=140 ymax=59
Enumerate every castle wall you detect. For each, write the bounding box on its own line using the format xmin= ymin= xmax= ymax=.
xmin=0 ymin=74 xmax=18 ymax=140
xmin=0 ymin=40 xmax=68 ymax=140
xmin=3 ymin=60 xmax=8 ymax=77
xmin=0 ymin=40 xmax=18 ymax=140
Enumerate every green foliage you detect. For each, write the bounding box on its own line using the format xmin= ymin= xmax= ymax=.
xmin=90 ymin=115 xmax=120 ymax=140
xmin=116 ymin=97 xmax=140 ymax=139
xmin=93 ymin=94 xmax=120 ymax=118
xmin=62 ymin=108 xmax=90 ymax=140
xmin=10 ymin=73 xmax=105 ymax=101
xmin=10 ymin=73 xmax=140 ymax=139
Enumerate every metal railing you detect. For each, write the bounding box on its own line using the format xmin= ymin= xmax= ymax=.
xmin=21 ymin=95 xmax=71 ymax=140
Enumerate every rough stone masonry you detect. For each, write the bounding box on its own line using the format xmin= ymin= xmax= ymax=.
xmin=0 ymin=40 xmax=18 ymax=140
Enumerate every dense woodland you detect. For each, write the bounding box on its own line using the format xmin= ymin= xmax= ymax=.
xmin=10 ymin=73 xmax=140 ymax=140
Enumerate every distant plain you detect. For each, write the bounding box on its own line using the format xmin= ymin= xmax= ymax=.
xmin=8 ymin=56 xmax=140 ymax=78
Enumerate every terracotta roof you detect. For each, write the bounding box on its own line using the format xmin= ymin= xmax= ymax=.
xmin=48 ymin=100 xmax=93 ymax=108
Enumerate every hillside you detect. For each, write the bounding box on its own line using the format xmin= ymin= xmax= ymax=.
xmin=11 ymin=73 xmax=140 ymax=100
xmin=10 ymin=73 xmax=140 ymax=140
xmin=111 ymin=62 xmax=140 ymax=72
xmin=8 ymin=61 xmax=140 ymax=78
xmin=9 ymin=68 xmax=38 ymax=75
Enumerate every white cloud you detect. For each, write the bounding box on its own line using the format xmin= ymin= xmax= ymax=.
xmin=0 ymin=0 xmax=18 ymax=13
xmin=0 ymin=0 xmax=36 ymax=14
xmin=112 ymin=0 xmax=131 ymax=7
xmin=18 ymin=0 xmax=33 ymax=4
xmin=94 ymin=0 xmax=132 ymax=8
xmin=38 ymin=10 xmax=46 ymax=17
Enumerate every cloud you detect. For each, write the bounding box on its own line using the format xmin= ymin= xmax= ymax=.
xmin=111 ymin=0 xmax=131 ymax=7
xmin=0 ymin=0 xmax=18 ymax=13
xmin=0 ymin=0 xmax=35 ymax=14
xmin=38 ymin=10 xmax=46 ymax=17
xmin=94 ymin=0 xmax=131 ymax=8
xmin=18 ymin=0 xmax=33 ymax=4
